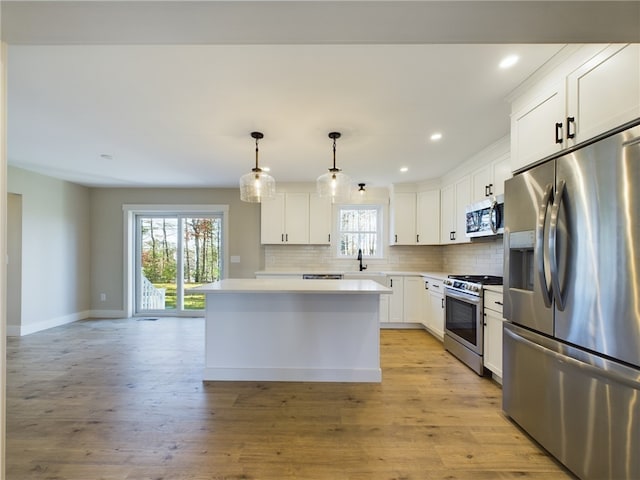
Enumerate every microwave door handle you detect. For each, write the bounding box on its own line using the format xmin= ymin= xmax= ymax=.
xmin=549 ymin=180 xmax=566 ymax=311
xmin=489 ymin=200 xmax=499 ymax=234
xmin=537 ymin=183 xmax=554 ymax=308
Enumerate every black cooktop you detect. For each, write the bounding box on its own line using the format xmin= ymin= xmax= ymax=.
xmin=448 ymin=275 xmax=503 ymax=285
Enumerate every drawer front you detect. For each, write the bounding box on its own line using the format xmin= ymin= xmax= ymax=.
xmin=484 ymin=290 xmax=504 ymax=315
xmin=423 ymin=276 xmax=444 ymax=293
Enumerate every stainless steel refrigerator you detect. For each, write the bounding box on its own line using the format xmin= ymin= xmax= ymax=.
xmin=503 ymin=121 xmax=640 ymax=480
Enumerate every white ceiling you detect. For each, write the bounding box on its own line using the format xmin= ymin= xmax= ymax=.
xmin=4 ymin=1 xmax=639 ymax=189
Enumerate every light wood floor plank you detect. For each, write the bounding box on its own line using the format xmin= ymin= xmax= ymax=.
xmin=7 ymin=318 xmax=573 ymax=479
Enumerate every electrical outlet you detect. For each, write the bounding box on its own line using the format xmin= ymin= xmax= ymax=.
xmin=100 ymin=293 xmax=106 ymax=302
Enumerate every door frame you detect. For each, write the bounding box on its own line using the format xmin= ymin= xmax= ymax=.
xmin=123 ymin=204 xmax=229 ymax=317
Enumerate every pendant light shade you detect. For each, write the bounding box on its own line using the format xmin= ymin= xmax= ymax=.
xmin=317 ymin=132 xmax=351 ymax=203
xmin=239 ymin=131 xmax=276 ymax=203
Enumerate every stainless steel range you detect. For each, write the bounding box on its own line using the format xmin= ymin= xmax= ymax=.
xmin=443 ymin=274 xmax=503 ymax=375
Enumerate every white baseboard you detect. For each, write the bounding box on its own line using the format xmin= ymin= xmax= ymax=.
xmin=8 ymin=310 xmax=91 ymax=336
xmin=89 ymin=309 xmax=126 ymax=319
xmin=203 ymin=367 xmax=382 ymax=383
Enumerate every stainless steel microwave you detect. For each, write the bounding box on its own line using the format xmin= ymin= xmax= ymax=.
xmin=465 ymin=194 xmax=504 ymax=238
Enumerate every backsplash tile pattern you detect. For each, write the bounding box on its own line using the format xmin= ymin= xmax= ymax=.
xmin=442 ymin=238 xmax=504 ymax=276
xmin=263 ymin=237 xmax=504 ymax=276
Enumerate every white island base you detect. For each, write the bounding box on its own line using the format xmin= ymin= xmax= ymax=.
xmin=195 ymin=279 xmax=389 ymax=383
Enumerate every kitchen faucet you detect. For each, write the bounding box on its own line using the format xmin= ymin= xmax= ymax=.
xmin=357 ymin=249 xmax=367 ymax=271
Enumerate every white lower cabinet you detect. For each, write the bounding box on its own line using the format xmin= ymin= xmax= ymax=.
xmin=483 ymin=289 xmax=504 ymax=381
xmin=422 ymin=276 xmax=444 ymax=340
xmin=403 ymin=276 xmax=423 ymax=323
xmin=386 ymin=275 xmax=423 ymax=324
xmin=387 ymin=276 xmax=404 ymax=323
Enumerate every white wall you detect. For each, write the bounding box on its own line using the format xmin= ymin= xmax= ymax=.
xmin=89 ymin=187 xmax=262 ymax=315
xmin=7 ymin=167 xmax=91 ymax=335
xmin=6 ymin=194 xmax=21 ymax=329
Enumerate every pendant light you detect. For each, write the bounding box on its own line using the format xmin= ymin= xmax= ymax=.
xmin=239 ymin=131 xmax=276 ymax=203
xmin=317 ymin=131 xmax=351 ymax=203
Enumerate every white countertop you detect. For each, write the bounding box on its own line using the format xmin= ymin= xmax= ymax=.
xmin=192 ymin=278 xmax=392 ymax=294
xmin=255 ymin=270 xmax=452 ymax=280
xmin=484 ymin=285 xmax=504 ymax=293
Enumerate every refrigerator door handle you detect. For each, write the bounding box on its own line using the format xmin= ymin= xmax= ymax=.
xmin=549 ymin=180 xmax=566 ymax=311
xmin=536 ymin=183 xmax=554 ymax=307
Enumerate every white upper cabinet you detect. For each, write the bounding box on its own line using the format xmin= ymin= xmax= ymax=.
xmin=566 ymin=44 xmax=640 ymax=146
xmin=390 ymin=189 xmax=440 ymax=245
xmin=471 ymin=154 xmax=511 ymax=200
xmin=416 ymin=189 xmax=440 ymax=245
xmin=511 ymin=80 xmax=566 ymax=172
xmin=440 ymin=176 xmax=470 ymax=244
xmin=309 ymin=193 xmax=332 ymax=245
xmin=390 ymin=192 xmax=417 ymax=245
xmin=260 ymin=193 xmax=310 ymax=244
xmin=511 ymin=44 xmax=640 ymax=173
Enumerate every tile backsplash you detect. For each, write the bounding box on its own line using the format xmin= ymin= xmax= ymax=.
xmin=263 ymin=237 xmax=504 ymax=276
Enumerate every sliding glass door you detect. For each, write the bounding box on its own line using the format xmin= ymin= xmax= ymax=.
xmin=136 ymin=214 xmax=222 ymax=314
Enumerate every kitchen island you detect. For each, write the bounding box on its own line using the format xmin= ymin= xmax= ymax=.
xmin=191 ymin=278 xmax=391 ymax=382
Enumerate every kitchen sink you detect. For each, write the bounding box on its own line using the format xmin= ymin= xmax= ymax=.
xmin=342 ymin=272 xmax=387 ymax=285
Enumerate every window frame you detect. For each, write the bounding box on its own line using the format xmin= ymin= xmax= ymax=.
xmin=335 ymin=204 xmax=384 ymax=259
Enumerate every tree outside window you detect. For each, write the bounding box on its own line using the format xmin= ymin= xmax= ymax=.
xmin=337 ymin=206 xmax=382 ymax=258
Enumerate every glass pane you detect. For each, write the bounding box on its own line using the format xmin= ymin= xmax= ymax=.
xmin=339 ymin=207 xmax=379 ymax=256
xmin=139 ymin=217 xmax=178 ymax=311
xmin=183 ymin=217 xmax=222 ymax=310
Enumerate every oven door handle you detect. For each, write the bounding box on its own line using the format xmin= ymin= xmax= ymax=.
xmin=444 ymin=288 xmax=481 ymax=305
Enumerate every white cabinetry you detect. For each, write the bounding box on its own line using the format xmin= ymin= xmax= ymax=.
xmin=483 ymin=289 xmax=504 ymax=381
xmin=390 ymin=193 xmax=417 ymax=245
xmin=403 ymin=276 xmax=424 ymax=323
xmin=390 ymin=189 xmax=440 ymax=245
xmin=417 ymin=190 xmax=440 ymax=245
xmin=386 ymin=275 xmax=423 ymax=324
xmin=309 ymin=193 xmax=332 ymax=244
xmin=440 ymin=176 xmax=470 ymax=244
xmin=387 ymin=275 xmax=404 ymax=323
xmin=262 ymin=193 xmax=331 ymax=245
xmin=471 ymin=154 xmax=511 ymax=199
xmin=511 ymin=44 xmax=640 ymax=173
xmin=422 ymin=276 xmax=444 ymax=341
xmin=566 ymin=44 xmax=640 ymax=147
xmin=511 ymin=80 xmax=566 ymax=172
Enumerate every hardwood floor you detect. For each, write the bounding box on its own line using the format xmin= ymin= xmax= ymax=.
xmin=7 ymin=318 xmax=573 ymax=480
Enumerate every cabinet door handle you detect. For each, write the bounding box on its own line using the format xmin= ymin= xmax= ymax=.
xmin=395 ymin=234 xmax=398 ymax=243
xmin=432 ymin=284 xmax=440 ymax=288
xmin=285 ymin=233 xmax=289 ymax=242
xmin=416 ymin=234 xmax=419 ymax=243
xmin=281 ymin=233 xmax=284 ymax=242
xmin=488 ymin=183 xmax=493 ymax=195
xmin=555 ymin=122 xmax=563 ymax=144
xmin=425 ymin=281 xmax=429 ymax=290
xmin=390 ymin=279 xmax=393 ymax=287
xmin=485 ymin=185 xmax=490 ymax=197
xmin=441 ymin=298 xmax=445 ymax=308
xmin=328 ymin=234 xmax=331 ymax=242
xmin=495 ymin=301 xmax=503 ymax=306
xmin=566 ymin=116 xmax=576 ymax=139
xmin=449 ymin=231 xmax=454 ymax=241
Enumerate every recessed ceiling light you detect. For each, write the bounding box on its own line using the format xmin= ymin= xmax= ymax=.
xmin=499 ymin=55 xmax=519 ymax=69
xmin=99 ymin=154 xmax=113 ymax=160
xmin=430 ymin=132 xmax=443 ymax=141
xmin=400 ymin=167 xmax=409 ymax=173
